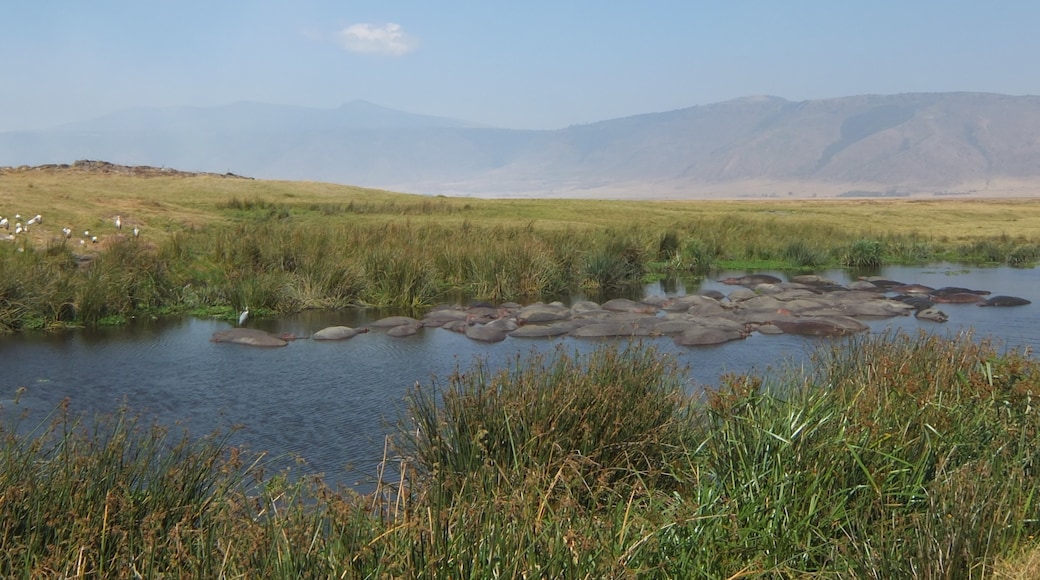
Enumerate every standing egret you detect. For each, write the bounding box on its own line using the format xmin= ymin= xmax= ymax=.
xmin=91 ymin=236 xmax=98 ymax=244
xmin=115 ymin=215 xmax=122 ymax=230
xmin=238 ymin=308 xmax=249 ymax=326
xmin=133 ymin=226 xmax=140 ymax=238
xmin=0 ymin=217 xmax=7 ymax=229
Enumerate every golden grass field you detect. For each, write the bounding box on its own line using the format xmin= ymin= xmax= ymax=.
xmin=2 ymin=166 xmax=1040 ymax=245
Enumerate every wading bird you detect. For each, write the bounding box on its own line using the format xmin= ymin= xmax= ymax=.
xmin=238 ymin=308 xmax=249 ymax=326
xmin=133 ymin=226 xmax=140 ymax=238
xmin=115 ymin=215 xmax=122 ymax=230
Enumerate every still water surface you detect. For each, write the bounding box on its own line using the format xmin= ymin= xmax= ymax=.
xmin=1 ymin=264 xmax=1037 ymax=489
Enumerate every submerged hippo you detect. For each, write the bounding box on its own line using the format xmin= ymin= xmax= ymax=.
xmin=211 ymin=328 xmax=288 ymax=347
xmin=720 ymin=274 xmax=782 ymax=287
xmin=311 ymin=326 xmax=370 ymax=340
xmin=978 ymin=295 xmax=1032 ymax=307
xmin=931 ymin=286 xmax=991 ymax=297
xmin=931 ymin=293 xmax=986 ymax=304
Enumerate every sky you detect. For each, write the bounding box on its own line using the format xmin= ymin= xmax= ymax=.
xmin=3 ymin=1 xmax=1040 ymax=132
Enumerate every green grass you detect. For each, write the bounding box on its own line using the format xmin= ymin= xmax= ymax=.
xmin=4 ymin=334 xmax=1040 ymax=577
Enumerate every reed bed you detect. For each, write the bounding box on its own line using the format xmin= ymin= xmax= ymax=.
xmin=1 ymin=210 xmax=1039 ymax=332
xmin=3 ymin=333 xmax=1040 ymax=577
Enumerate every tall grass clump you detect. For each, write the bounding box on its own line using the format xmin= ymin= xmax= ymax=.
xmin=404 ymin=345 xmax=689 ymax=498
xmin=581 ymin=235 xmax=648 ymax=290
xmin=668 ymin=331 xmax=1040 ymax=577
xmin=0 ymin=400 xmax=240 ymax=577
xmin=841 ymin=238 xmax=885 ymax=268
xmin=781 ymin=239 xmax=828 ymax=268
xmin=668 ymin=237 xmax=719 ymax=273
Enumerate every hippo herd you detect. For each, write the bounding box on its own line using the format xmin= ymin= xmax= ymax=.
xmin=211 ymin=274 xmax=1031 ymax=348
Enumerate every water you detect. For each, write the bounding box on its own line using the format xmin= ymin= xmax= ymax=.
xmin=1 ymin=264 xmax=1037 ymax=489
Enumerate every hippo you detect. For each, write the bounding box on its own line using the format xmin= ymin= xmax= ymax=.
xmin=893 ymin=295 xmax=935 ymax=311
xmin=890 ymin=283 xmax=935 ymax=294
xmin=370 ymin=316 xmax=421 ymax=327
xmin=311 ymin=326 xmax=369 ymax=340
xmin=464 ymin=324 xmax=508 ymax=343
xmin=211 ymin=328 xmax=288 ymax=347
xmin=720 ymin=274 xmax=782 ymax=286
xmin=931 ymin=293 xmax=986 ymax=304
xmin=386 ymin=324 xmax=421 ymax=337
xmin=915 ymin=307 xmax=949 ymax=322
xmin=931 ymin=286 xmax=991 ymax=297
xmin=978 ymin=295 xmax=1032 ymax=307
xmin=857 ymin=277 xmax=904 ymax=289
xmin=769 ymin=316 xmax=867 ymax=337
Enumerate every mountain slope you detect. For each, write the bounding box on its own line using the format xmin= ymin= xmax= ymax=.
xmin=2 ymin=93 xmax=1040 ymax=197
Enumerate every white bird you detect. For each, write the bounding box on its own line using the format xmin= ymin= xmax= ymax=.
xmin=62 ymin=227 xmax=72 ymax=238
xmin=26 ymin=216 xmax=39 ymax=226
xmin=91 ymin=236 xmax=98 ymax=244
xmin=238 ymin=308 xmax=249 ymax=326
xmin=0 ymin=217 xmax=8 ymax=229
xmin=115 ymin=215 xmax=122 ymax=230
xmin=14 ymin=225 xmax=23 ymax=235
xmin=84 ymin=230 xmax=90 ymax=237
xmin=132 ymin=226 xmax=140 ymax=238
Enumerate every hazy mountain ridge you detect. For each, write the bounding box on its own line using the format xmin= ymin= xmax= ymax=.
xmin=2 ymin=93 xmax=1039 ymax=197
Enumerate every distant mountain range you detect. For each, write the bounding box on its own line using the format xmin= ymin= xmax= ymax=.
xmin=3 ymin=93 xmax=1040 ymax=198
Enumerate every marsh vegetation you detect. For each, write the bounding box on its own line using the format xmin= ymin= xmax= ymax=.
xmin=1 ymin=172 xmax=1040 ymax=332
xmin=3 ymin=334 xmax=1040 ymax=577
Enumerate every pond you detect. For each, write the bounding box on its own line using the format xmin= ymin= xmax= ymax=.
xmin=1 ymin=264 xmax=1037 ymax=490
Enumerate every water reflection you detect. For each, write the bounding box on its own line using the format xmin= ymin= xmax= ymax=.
xmin=0 ymin=264 xmax=1036 ymax=489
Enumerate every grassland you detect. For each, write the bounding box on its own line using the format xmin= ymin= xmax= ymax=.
xmin=1 ymin=167 xmax=1039 ymax=331
xmin=4 ymin=167 xmax=1040 ymax=575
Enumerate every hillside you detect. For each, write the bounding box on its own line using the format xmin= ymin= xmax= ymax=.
xmin=2 ymin=93 xmax=1040 ymax=198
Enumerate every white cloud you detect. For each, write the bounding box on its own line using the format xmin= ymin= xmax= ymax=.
xmin=337 ymin=23 xmax=418 ymax=56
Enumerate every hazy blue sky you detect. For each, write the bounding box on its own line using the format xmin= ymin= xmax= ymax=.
xmin=3 ymin=1 xmax=1039 ymax=131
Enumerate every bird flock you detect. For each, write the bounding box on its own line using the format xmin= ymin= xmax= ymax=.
xmin=0 ymin=212 xmax=140 ymax=245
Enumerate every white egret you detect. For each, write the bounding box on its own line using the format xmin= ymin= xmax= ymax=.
xmin=0 ymin=217 xmax=8 ymax=229
xmin=133 ymin=226 xmax=140 ymax=238
xmin=115 ymin=215 xmax=122 ymax=230
xmin=26 ymin=216 xmax=38 ymax=226
xmin=238 ymin=308 xmax=249 ymax=326
xmin=91 ymin=236 xmax=98 ymax=244
xmin=84 ymin=230 xmax=90 ymax=237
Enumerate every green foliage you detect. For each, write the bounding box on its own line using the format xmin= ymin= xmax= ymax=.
xmin=841 ymin=238 xmax=885 ymax=268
